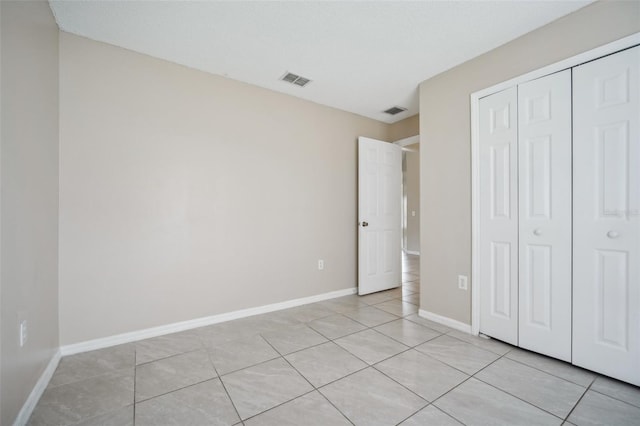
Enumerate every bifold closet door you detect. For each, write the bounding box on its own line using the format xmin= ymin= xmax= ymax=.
xmin=479 ymin=87 xmax=518 ymax=345
xmin=573 ymin=46 xmax=640 ymax=386
xmin=518 ymin=70 xmax=572 ymax=362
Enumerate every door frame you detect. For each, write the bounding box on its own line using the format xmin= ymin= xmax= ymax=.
xmin=394 ymin=135 xmax=420 ymax=255
xmin=470 ymin=32 xmax=640 ymax=336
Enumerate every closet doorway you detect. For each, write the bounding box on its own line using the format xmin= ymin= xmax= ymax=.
xmin=471 ymin=34 xmax=639 ymax=386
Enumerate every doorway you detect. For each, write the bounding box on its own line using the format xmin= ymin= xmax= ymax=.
xmin=398 ymin=136 xmax=420 ymax=302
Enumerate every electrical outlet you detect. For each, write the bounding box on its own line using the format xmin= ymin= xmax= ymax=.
xmin=458 ymin=275 xmax=468 ymax=290
xmin=318 ymin=259 xmax=324 ymax=270
xmin=19 ymin=320 xmax=28 ymax=347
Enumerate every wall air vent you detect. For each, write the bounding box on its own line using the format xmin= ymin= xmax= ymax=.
xmin=384 ymin=106 xmax=407 ymax=115
xmin=281 ymin=72 xmax=312 ymax=87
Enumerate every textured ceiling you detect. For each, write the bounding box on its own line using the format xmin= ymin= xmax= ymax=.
xmin=49 ymin=1 xmax=592 ymax=123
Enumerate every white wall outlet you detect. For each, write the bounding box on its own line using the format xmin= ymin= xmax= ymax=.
xmin=411 ymin=210 xmax=416 ymax=217
xmin=19 ymin=319 xmax=28 ymax=347
xmin=318 ymin=259 xmax=324 ymax=270
xmin=458 ymin=275 xmax=468 ymax=290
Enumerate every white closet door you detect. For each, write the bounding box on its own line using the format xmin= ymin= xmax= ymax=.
xmin=479 ymin=87 xmax=519 ymax=345
xmin=573 ymin=46 xmax=640 ymax=385
xmin=517 ymin=70 xmax=572 ymax=362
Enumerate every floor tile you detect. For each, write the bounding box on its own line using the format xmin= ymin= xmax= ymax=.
xmin=221 ymin=358 xmax=313 ymax=420
xmin=342 ymin=306 xmax=398 ymax=327
xmin=244 ymin=391 xmax=350 ymax=426
xmin=308 ymin=314 xmax=366 ymax=339
xmin=590 ymin=376 xmax=640 ymax=408
xmin=135 ymin=378 xmax=239 ymax=426
xmin=506 ymin=348 xmax=596 ymax=387
xmin=28 ymin=370 xmax=134 ymax=425
xmin=568 ymin=390 xmax=640 ymax=426
xmin=320 ymin=295 xmax=369 ymax=313
xmin=285 ymin=342 xmax=367 ymax=387
xmin=376 ymin=349 xmax=468 ymax=402
xmin=404 ymin=314 xmax=452 ymax=333
xmin=73 ymin=405 xmax=134 ymax=426
xmin=320 ymin=367 xmax=426 ymax=426
xmin=415 ymin=335 xmax=499 ymax=374
xmin=135 ymin=349 xmax=216 ymax=401
xmin=135 ymin=330 xmax=202 ymax=365
xmin=374 ymin=318 xmax=441 ymax=347
xmin=277 ymin=303 xmax=335 ymax=323
xmin=208 ymin=335 xmax=279 ymax=374
xmin=334 ymin=329 xmax=408 ymax=364
xmin=448 ymin=329 xmax=512 ymax=355
xmin=261 ymin=325 xmax=328 ymax=355
xmin=198 ymin=321 xmax=261 ymax=347
xmin=403 ymin=281 xmax=420 ymax=293
xmin=48 ymin=344 xmax=135 ymax=387
xmin=358 ymin=290 xmax=398 ymax=305
xmin=402 ymin=272 xmax=419 ymax=282
xmin=241 ymin=311 xmax=303 ymax=334
xmin=434 ymin=378 xmax=560 ymax=426
xmin=402 ymin=293 xmax=420 ymax=305
xmin=475 ymin=357 xmax=586 ymax=418
xmin=399 ymin=405 xmax=462 ymax=426
xmin=374 ymin=299 xmax=418 ymax=317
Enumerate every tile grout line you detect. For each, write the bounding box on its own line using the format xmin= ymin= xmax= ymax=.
xmin=205 ymin=351 xmax=244 ymax=425
xmin=134 ymin=346 xmax=204 ymax=367
xmin=425 ymin=349 xmax=513 ymax=426
xmin=425 ymin=342 xmax=506 ymax=424
xmin=133 ymin=349 xmax=137 ymax=425
xmin=465 ymin=348 xmax=591 ymax=422
xmin=502 ymin=352 xmax=596 ymax=388
xmin=587 ymin=387 xmax=640 ymax=410
xmin=256 ymin=339 xmax=358 ymax=425
xmin=563 ymin=376 xmax=596 ymax=422
xmin=471 ymin=375 xmax=571 ymax=422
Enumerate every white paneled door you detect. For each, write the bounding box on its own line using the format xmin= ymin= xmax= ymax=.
xmin=573 ymin=46 xmax=640 ymax=386
xmin=478 ymin=87 xmax=519 ymax=345
xmin=358 ymin=137 xmax=402 ymax=295
xmin=517 ymin=70 xmax=572 ymax=362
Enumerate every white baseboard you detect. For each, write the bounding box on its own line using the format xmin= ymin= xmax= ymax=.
xmin=61 ymin=287 xmax=357 ymax=356
xmin=419 ymin=309 xmax=472 ymax=334
xmin=14 ymin=349 xmax=61 ymax=426
xmin=404 ymin=250 xmax=420 ymax=256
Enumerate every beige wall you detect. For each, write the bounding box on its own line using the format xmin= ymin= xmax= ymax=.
xmin=389 ymin=114 xmax=419 ymax=141
xmin=58 ymin=33 xmax=388 ymax=345
xmin=419 ymin=0 xmax=640 ymax=324
xmin=1 ymin=1 xmax=59 ymax=424
xmin=404 ymin=145 xmax=420 ymax=254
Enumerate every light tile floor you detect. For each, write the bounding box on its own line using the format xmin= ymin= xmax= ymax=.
xmin=28 ymin=255 xmax=640 ymax=425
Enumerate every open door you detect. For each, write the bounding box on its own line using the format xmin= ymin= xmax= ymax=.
xmin=358 ymin=137 xmax=402 ymax=295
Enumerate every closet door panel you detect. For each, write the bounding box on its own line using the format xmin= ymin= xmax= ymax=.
xmin=479 ymin=87 xmax=519 ymax=345
xmin=573 ymin=46 xmax=640 ymax=385
xmin=518 ymin=70 xmax=572 ymax=362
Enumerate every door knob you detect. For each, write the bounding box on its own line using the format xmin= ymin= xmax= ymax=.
xmin=607 ymin=230 xmax=619 ymax=239
xmin=533 ymin=228 xmax=542 ymax=236
xmin=362 ymin=221 xmax=369 ymax=227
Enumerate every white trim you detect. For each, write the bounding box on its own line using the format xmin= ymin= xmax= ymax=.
xmin=470 ymin=33 xmax=640 ymax=337
xmin=14 ymin=349 xmax=61 ymax=426
xmin=404 ymin=250 xmax=420 ymax=256
xmin=393 ymin=135 xmax=419 ymax=147
xmin=61 ymin=287 xmax=356 ymax=356
xmin=419 ymin=309 xmax=472 ymax=334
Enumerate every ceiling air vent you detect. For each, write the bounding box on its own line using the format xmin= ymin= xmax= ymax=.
xmin=384 ymin=106 xmax=407 ymax=115
xmin=281 ymin=72 xmax=312 ymax=87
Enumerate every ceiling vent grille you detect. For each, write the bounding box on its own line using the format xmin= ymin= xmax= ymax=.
xmin=384 ymin=106 xmax=407 ymax=115
xmin=281 ymin=72 xmax=312 ymax=87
